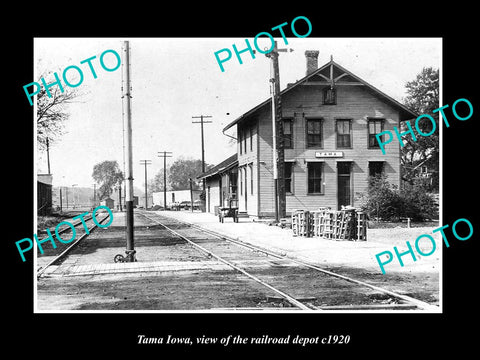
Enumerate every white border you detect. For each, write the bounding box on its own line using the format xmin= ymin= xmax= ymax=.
xmin=33 ymin=37 xmax=443 ymax=314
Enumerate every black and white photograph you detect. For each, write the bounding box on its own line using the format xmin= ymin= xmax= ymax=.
xmin=7 ymin=8 xmax=479 ymax=355
xmin=33 ymin=37 xmax=442 ymax=312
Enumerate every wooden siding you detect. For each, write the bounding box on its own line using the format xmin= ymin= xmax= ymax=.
xmin=237 ymin=119 xmax=260 ymax=216
xmin=257 ymin=83 xmax=401 ymax=216
xmin=37 ymin=181 xmax=52 ymax=215
xmin=206 ymin=178 xmax=220 ymax=214
xmin=256 ymin=106 xmax=275 ymax=217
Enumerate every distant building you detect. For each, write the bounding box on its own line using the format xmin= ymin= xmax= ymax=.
xmin=137 ymin=194 xmax=153 ymax=209
xmin=101 ymin=197 xmax=115 ymax=209
xmin=404 ymin=156 xmax=439 ymax=190
xmin=198 ymin=154 xmax=238 ymax=214
xmin=110 ymin=188 xmax=141 ymax=210
xmin=201 ymin=52 xmax=417 ymax=218
xmin=37 ymin=174 xmax=53 ymax=215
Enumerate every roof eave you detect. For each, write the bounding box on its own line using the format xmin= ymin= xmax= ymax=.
xmin=222 ymin=59 xmax=419 ymax=130
xmin=196 ymin=154 xmax=238 ymax=180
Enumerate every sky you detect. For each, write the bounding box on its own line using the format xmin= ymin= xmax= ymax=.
xmin=34 ymin=37 xmax=441 ymax=188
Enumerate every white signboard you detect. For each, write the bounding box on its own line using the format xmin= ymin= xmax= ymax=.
xmin=315 ymin=151 xmax=344 ymax=158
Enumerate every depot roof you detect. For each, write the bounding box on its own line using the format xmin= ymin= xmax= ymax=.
xmin=223 ymin=59 xmax=418 ymax=132
xmin=197 ymin=153 xmax=238 ymax=180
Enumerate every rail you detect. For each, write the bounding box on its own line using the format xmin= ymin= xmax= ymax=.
xmin=36 ymin=214 xmax=110 ymax=278
xmin=140 ymin=210 xmax=439 ymax=312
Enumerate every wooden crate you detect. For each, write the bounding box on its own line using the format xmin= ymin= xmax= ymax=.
xmin=356 ymin=211 xmax=367 ymax=241
xmin=293 ymin=208 xmax=367 ymax=241
xmin=292 ymin=210 xmax=312 ymax=237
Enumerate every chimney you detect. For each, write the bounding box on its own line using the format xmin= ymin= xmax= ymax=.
xmin=305 ymin=50 xmax=319 ymax=76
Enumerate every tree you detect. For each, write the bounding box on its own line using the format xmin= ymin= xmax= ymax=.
xmin=168 ymin=157 xmax=213 ymax=190
xmin=148 ymin=167 xmax=171 ymax=193
xmin=36 ymin=71 xmax=82 ymax=151
xmin=92 ymin=161 xmax=124 ymax=200
xmin=148 ymin=158 xmax=214 ymax=193
xmin=401 ymin=67 xmax=439 ymax=190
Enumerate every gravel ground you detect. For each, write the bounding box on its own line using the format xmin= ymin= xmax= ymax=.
xmin=154 ymin=210 xmax=441 ymax=306
xmin=36 ymin=210 xmax=441 ymax=311
xmin=155 ymin=210 xmax=442 ymax=274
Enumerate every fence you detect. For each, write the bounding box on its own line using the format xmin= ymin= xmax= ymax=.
xmin=292 ymin=207 xmax=367 ymax=241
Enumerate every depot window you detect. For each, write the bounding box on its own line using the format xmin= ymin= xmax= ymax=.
xmin=283 ymin=118 xmax=293 ymax=149
xmin=239 ymin=168 xmax=243 ymax=196
xmin=249 ymin=164 xmax=254 ymax=195
xmin=368 ymin=118 xmax=384 ymax=148
xmin=244 ymin=128 xmax=247 ymax=153
xmin=284 ymin=162 xmax=293 ymax=194
xmin=306 ymin=118 xmax=323 ymax=148
xmin=239 ymin=130 xmax=243 ymax=154
xmin=368 ymin=161 xmax=384 ymax=178
xmin=336 ymin=119 xmax=352 ymax=148
xmin=323 ymin=87 xmax=336 ymax=105
xmin=250 ymin=126 xmax=253 ymax=151
xmin=307 ymin=162 xmax=324 ymax=194
xmin=229 ymin=170 xmax=237 ymax=198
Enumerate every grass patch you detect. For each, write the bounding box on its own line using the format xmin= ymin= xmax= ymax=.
xmin=37 ymin=211 xmax=86 ymax=235
xmin=368 ymin=220 xmax=439 ymax=229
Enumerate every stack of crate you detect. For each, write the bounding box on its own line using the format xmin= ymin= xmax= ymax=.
xmin=292 ymin=210 xmax=312 ymax=237
xmin=311 ymin=207 xmax=331 ymax=237
xmin=332 ymin=208 xmax=356 ymax=240
xmin=291 ymin=210 xmax=300 ymax=236
xmin=356 ymin=211 xmax=367 ymax=241
xmin=294 ymin=207 xmax=367 ymax=241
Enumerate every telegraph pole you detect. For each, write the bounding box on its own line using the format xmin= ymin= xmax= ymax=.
xmin=46 ymin=137 xmax=51 ymax=174
xmin=72 ymin=184 xmax=77 ymax=209
xmin=266 ymin=41 xmax=292 ymax=222
xmin=192 ymin=115 xmax=212 ymax=196
xmin=158 ymin=151 xmax=172 ymax=209
xmin=189 ymin=178 xmax=194 ymax=213
xmin=118 ymin=185 xmax=122 ymax=211
xmin=121 ymin=40 xmax=136 ymax=262
xmin=93 ymin=183 xmax=96 ymax=208
xmin=139 ymin=160 xmax=152 ymax=209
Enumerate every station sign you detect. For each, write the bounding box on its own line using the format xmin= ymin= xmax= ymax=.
xmin=315 ymin=151 xmax=344 ymax=158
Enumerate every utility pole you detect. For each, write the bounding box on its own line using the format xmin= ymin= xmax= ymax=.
xmin=118 ymin=185 xmax=122 ymax=211
xmin=192 ymin=115 xmax=212 ymax=198
xmin=265 ymin=41 xmax=291 ymax=222
xmin=72 ymin=184 xmax=78 ymax=209
xmin=46 ymin=137 xmax=51 ymax=174
xmin=139 ymin=160 xmax=152 ymax=209
xmin=93 ymin=183 xmax=96 ymax=208
xmin=121 ymin=40 xmax=136 ymax=262
xmin=189 ymin=178 xmax=194 ymax=213
xmin=157 ymin=151 xmax=172 ymax=209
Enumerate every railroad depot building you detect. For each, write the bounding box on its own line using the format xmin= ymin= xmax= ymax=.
xmin=200 ymin=52 xmax=417 ymax=218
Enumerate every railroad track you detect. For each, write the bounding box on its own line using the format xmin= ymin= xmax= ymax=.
xmin=139 ymin=210 xmax=439 ymax=312
xmin=36 ymin=213 xmax=111 ymax=278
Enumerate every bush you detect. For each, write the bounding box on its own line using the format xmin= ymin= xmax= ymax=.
xmin=360 ymin=174 xmax=437 ymax=222
xmin=400 ymin=184 xmax=438 ymax=221
xmin=360 ymin=174 xmax=402 ymax=221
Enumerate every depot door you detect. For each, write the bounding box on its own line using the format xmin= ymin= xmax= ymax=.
xmin=337 ymin=162 xmax=351 ymax=209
